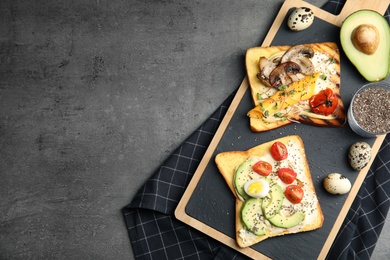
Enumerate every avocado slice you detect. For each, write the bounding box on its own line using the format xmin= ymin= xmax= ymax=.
xmin=234 ymin=159 xmax=253 ymax=200
xmin=340 ymin=10 xmax=390 ymax=82
xmin=261 ymin=182 xmax=284 ymax=219
xmin=268 ymin=211 xmax=305 ymax=228
xmin=241 ymin=197 xmax=267 ymax=236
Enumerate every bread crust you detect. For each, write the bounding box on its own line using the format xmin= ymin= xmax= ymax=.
xmin=215 ymin=135 xmax=324 ymax=248
xmin=245 ymin=42 xmax=346 ymax=132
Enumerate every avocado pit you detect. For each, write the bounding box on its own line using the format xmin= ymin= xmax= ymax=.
xmin=351 ymin=24 xmax=379 ymax=55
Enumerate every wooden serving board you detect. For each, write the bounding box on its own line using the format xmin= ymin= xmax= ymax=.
xmin=175 ymin=0 xmax=390 ymax=259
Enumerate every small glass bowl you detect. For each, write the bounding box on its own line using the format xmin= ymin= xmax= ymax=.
xmin=347 ymin=82 xmax=390 ymax=138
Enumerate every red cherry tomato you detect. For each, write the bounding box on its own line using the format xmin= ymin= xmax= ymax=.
xmin=270 ymin=142 xmax=288 ymax=161
xmin=309 ymin=88 xmax=338 ymax=116
xmin=277 ymin=168 xmax=297 ymax=184
xmin=284 ymin=185 xmax=304 ymax=204
xmin=252 ymin=160 xmax=272 ymax=176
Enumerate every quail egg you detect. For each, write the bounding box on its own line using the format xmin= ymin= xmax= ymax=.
xmin=348 ymin=141 xmax=372 ymax=170
xmin=323 ymin=173 xmax=351 ymax=195
xmin=287 ymin=7 xmax=315 ymax=31
xmin=244 ymin=178 xmax=270 ymax=198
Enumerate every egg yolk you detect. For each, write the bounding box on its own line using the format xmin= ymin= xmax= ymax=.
xmin=248 ymin=181 xmax=263 ymax=194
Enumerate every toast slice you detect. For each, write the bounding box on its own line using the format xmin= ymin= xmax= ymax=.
xmin=245 ymin=42 xmax=346 ymax=132
xmin=215 ymin=135 xmax=324 ymax=247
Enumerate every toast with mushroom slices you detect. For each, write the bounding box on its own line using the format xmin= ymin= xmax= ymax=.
xmin=215 ymin=135 xmax=324 ymax=248
xmin=245 ymin=42 xmax=346 ymax=132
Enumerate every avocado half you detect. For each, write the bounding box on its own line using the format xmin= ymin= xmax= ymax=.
xmin=340 ymin=10 xmax=390 ymax=82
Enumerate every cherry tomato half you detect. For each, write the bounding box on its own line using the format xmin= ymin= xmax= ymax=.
xmin=309 ymin=88 xmax=338 ymax=116
xmin=277 ymin=168 xmax=297 ymax=184
xmin=270 ymin=141 xmax=288 ymax=161
xmin=252 ymin=160 xmax=272 ymax=176
xmin=284 ymin=185 xmax=304 ymax=204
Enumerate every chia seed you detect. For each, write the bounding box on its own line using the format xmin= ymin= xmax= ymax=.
xmin=352 ymin=87 xmax=390 ymax=134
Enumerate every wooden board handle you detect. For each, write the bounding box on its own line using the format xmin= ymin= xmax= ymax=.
xmin=336 ymin=0 xmax=390 ymax=26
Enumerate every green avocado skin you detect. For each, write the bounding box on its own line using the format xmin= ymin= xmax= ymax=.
xmin=340 ymin=10 xmax=390 ymax=82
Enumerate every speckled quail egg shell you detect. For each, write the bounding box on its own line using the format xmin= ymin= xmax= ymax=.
xmin=287 ymin=7 xmax=315 ymax=31
xmin=348 ymin=141 xmax=372 ymax=170
xmin=323 ymin=173 xmax=351 ymax=195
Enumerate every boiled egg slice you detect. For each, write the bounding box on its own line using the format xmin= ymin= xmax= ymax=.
xmin=244 ymin=178 xmax=270 ymax=198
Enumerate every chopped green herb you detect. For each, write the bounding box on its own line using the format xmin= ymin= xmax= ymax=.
xmin=274 ymin=112 xmax=283 ymax=117
xmin=257 ymin=93 xmax=262 ymax=100
xmin=260 ymin=102 xmax=265 ymax=111
xmin=274 ymin=113 xmax=287 ymax=121
xmin=277 ymin=85 xmax=288 ymax=91
xmin=320 ymin=74 xmax=327 ymax=80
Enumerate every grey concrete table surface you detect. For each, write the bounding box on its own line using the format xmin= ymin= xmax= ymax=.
xmin=1 ymin=0 xmax=388 ymax=259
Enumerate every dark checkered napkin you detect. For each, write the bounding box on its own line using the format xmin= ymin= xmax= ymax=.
xmin=123 ymin=1 xmax=390 ymax=259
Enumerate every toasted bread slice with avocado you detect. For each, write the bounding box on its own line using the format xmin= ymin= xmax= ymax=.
xmin=245 ymin=42 xmax=346 ymax=132
xmin=215 ymin=135 xmax=324 ymax=248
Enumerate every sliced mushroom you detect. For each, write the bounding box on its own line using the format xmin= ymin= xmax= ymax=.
xmin=270 ymin=56 xmax=282 ymax=66
xmin=281 ymin=45 xmax=315 ymax=75
xmin=269 ymin=61 xmax=301 ymax=88
xmin=257 ymin=57 xmax=277 ymax=87
xmin=281 ymin=45 xmax=314 ymax=61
